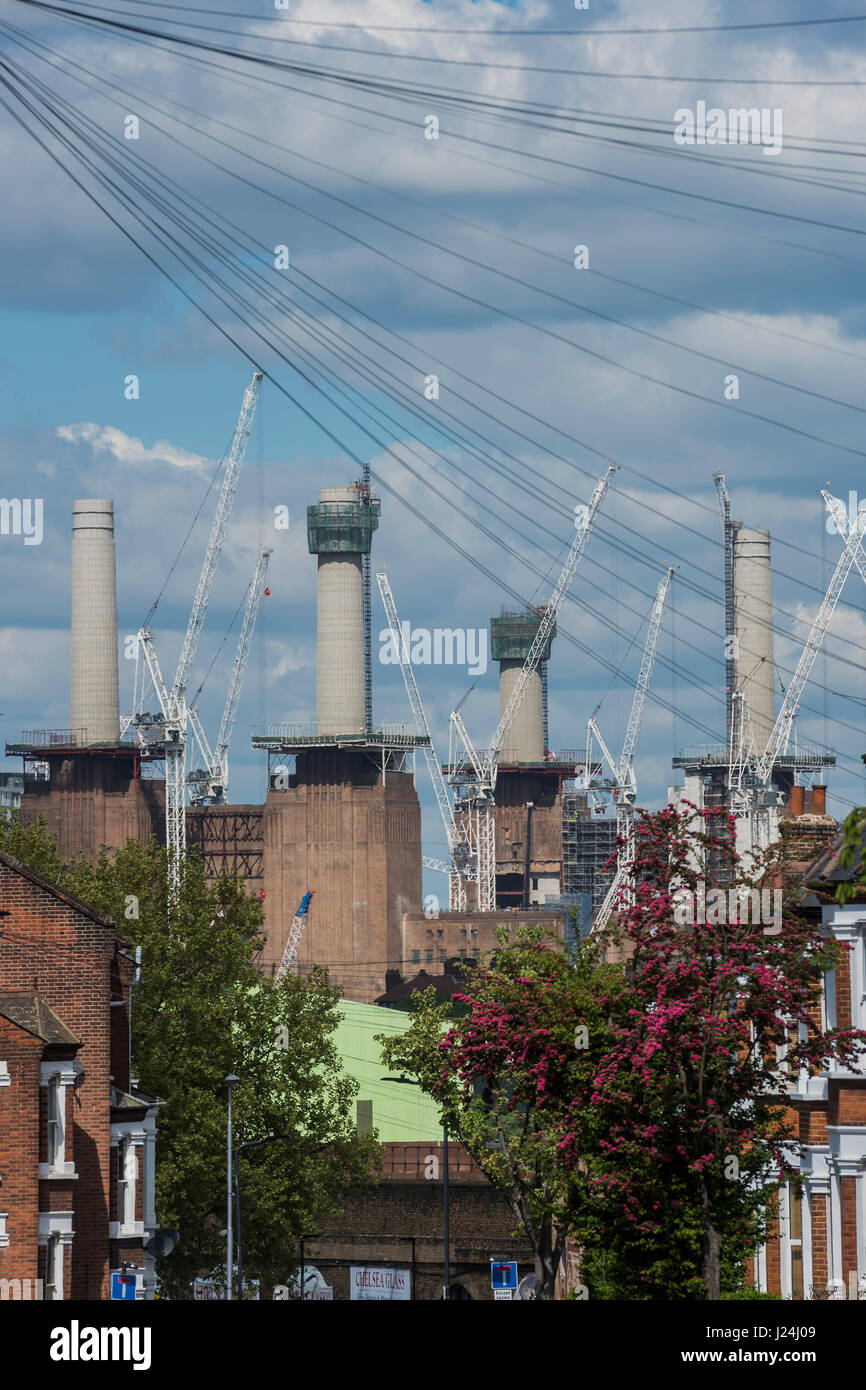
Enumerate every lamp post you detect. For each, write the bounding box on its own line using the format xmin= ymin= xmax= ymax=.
xmin=382 ymin=1074 xmax=450 ymax=1301
xmin=234 ymin=1137 xmax=332 ymax=1300
xmin=233 ymin=1133 xmax=292 ymax=1300
xmin=225 ymin=1074 xmax=239 ymax=1301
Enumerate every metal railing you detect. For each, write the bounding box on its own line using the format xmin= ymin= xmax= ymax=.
xmin=19 ymin=728 xmax=88 ymax=747
xmin=255 ymin=721 xmax=423 ymax=744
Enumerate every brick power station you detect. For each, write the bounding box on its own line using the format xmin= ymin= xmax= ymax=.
xmin=11 ymin=488 xmax=505 ymax=1001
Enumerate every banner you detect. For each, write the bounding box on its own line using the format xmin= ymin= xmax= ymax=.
xmin=349 ymin=1266 xmax=411 ymax=1301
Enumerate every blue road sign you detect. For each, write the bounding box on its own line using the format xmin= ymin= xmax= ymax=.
xmin=111 ymin=1273 xmax=137 ymax=1301
xmin=490 ymin=1260 xmax=518 ymax=1290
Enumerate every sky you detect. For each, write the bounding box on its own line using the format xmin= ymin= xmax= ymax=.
xmin=2 ymin=0 xmax=866 ymax=893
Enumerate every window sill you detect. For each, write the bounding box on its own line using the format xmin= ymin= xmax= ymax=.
xmin=38 ymin=1164 xmax=78 ymax=1180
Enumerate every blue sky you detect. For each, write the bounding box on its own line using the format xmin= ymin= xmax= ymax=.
xmin=2 ymin=0 xmax=866 ymax=889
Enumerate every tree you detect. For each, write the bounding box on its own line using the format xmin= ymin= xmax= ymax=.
xmin=379 ymin=926 xmax=622 ymax=1300
xmin=3 ymin=820 xmax=379 ymax=1296
xmin=0 ymin=810 xmax=66 ymax=881
xmin=584 ymin=804 xmax=866 ymax=1300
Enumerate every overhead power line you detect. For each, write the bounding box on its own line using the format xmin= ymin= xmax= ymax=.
xmin=11 ymin=0 xmax=866 ymax=88
xmin=47 ymin=2 xmax=866 ymax=37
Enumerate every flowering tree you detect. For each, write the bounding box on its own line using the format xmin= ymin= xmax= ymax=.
xmin=378 ymin=928 xmax=623 ymax=1300
xmin=580 ymin=804 xmax=866 ymax=1300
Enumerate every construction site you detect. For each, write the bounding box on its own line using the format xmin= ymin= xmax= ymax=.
xmin=2 ymin=376 xmax=856 ymax=1004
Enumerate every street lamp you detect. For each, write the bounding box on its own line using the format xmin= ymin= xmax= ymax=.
xmin=382 ymin=1074 xmax=450 ymax=1301
xmin=225 ymin=1074 xmax=239 ymax=1301
xmin=233 ymin=1133 xmax=291 ymax=1300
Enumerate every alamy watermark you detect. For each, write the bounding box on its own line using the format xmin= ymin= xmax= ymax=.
xmin=674 ymin=102 xmax=783 ymax=157
xmin=0 ymin=497 xmax=42 ymax=545
xmin=826 ymin=490 xmax=866 ymax=535
xmin=379 ymin=621 xmax=488 ymax=676
xmin=673 ymin=881 xmax=782 ymax=935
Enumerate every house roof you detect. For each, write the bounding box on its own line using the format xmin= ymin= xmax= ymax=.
xmin=110 ymin=1083 xmax=160 ymax=1113
xmin=0 ymin=849 xmax=117 ymax=931
xmin=375 ymin=968 xmax=467 ymax=1006
xmin=803 ymin=827 xmax=864 ymax=886
xmin=0 ymin=991 xmax=79 ymax=1046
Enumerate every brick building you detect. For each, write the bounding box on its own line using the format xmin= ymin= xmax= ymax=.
xmin=751 ymin=815 xmax=866 ymax=1299
xmin=401 ymin=907 xmax=565 ymax=974
xmin=0 ymin=851 xmax=158 ymax=1300
xmin=304 ymin=1142 xmax=534 ymax=1300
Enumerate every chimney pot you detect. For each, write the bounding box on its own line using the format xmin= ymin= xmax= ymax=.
xmin=812 ymin=784 xmax=827 ymax=816
xmin=789 ymin=785 xmax=805 ymax=817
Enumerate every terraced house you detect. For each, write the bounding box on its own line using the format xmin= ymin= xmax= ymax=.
xmin=0 ymin=852 xmax=158 ymax=1300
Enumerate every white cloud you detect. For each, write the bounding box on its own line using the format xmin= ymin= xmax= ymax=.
xmin=56 ymin=423 xmax=209 ymax=472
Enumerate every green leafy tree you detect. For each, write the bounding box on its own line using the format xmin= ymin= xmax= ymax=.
xmin=834 ymin=807 xmax=866 ymax=905
xmin=379 ymin=926 xmax=622 ymax=1300
xmin=0 ymin=811 xmax=66 ymax=881
xmin=4 ymin=821 xmax=378 ymax=1296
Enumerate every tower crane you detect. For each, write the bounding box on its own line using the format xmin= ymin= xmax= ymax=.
xmin=275 ymin=891 xmax=315 ymax=981
xmin=377 ymin=568 xmax=475 ymax=910
xmin=188 ymin=546 xmax=272 ymax=805
xmin=590 ymin=568 xmax=673 ymax=932
xmin=713 ymin=472 xmax=736 ymax=746
xmin=448 ymin=466 xmax=615 ymax=911
xmin=132 ymin=369 xmax=263 ymax=884
xmin=743 ymin=495 xmax=866 ymax=850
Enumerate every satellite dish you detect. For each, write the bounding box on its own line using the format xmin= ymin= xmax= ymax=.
xmin=144 ymin=1228 xmax=180 ymax=1259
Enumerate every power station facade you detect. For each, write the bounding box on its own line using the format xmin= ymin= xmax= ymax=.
xmin=670 ymin=509 xmax=834 ymax=857
xmin=8 ymin=471 xmax=841 ymax=994
xmin=10 ymin=498 xmax=163 ymax=863
xmin=11 ymin=486 xmax=427 ymax=1003
xmin=254 ymin=485 xmax=423 ymax=998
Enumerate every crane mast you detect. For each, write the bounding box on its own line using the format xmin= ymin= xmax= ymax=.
xmin=449 ymin=466 xmax=614 ymax=911
xmin=276 ymin=891 xmax=315 ymax=981
xmin=590 ymin=568 xmax=673 ymax=933
xmin=722 ymin=488 xmax=866 ymax=855
xmin=377 ymin=569 xmax=473 ymax=909
xmin=131 ymin=370 xmax=262 ymax=886
xmin=171 ymin=370 xmax=262 ymax=709
xmin=713 ymin=472 xmax=736 ymax=745
xmin=189 ymin=546 xmax=272 ymax=805
xmin=756 ymin=504 xmax=866 ymax=788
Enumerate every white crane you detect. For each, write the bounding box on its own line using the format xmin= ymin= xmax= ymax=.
xmin=132 ymin=369 xmax=263 ymax=883
xmin=377 ymin=567 xmax=475 ymax=910
xmin=188 ymin=546 xmax=272 ymax=805
xmin=589 ymin=568 xmax=673 ymax=932
xmin=448 ymin=467 xmax=615 ymax=911
xmin=275 ymin=890 xmax=315 ymax=982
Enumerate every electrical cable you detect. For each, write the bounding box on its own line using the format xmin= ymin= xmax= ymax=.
xmin=12 ymin=7 xmax=865 ymax=285
xmin=10 ymin=43 xmax=866 ymax=739
xmin=48 ymin=2 xmax=866 ymax=38
xmin=8 ymin=23 xmax=866 ymax=597
xmin=13 ymin=0 xmax=866 ymax=86
xmin=3 ymin=51 xmax=861 ymax=772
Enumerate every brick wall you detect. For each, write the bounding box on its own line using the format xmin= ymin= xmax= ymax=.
xmin=261 ymin=755 xmax=421 ymax=1000
xmin=0 ymin=861 xmax=118 ymax=1298
xmin=402 ymin=909 xmax=564 ymax=972
xmin=308 ymin=1176 xmax=532 ymax=1301
xmin=0 ymin=1017 xmax=42 ymax=1287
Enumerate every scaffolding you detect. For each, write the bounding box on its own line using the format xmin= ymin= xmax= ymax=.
xmin=561 ymin=790 xmax=618 ymax=911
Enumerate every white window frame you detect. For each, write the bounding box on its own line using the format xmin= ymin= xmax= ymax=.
xmin=38 ymin=1062 xmax=79 ymax=1179
xmin=109 ymin=1126 xmax=146 ymax=1238
xmin=38 ymin=1211 xmax=74 ymax=1301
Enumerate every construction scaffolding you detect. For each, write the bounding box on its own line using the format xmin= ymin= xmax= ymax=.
xmin=561 ymin=791 xmax=618 ymax=911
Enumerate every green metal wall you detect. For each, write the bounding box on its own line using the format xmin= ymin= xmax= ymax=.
xmin=335 ymin=999 xmax=443 ymax=1143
